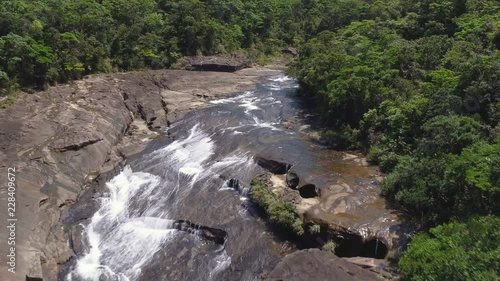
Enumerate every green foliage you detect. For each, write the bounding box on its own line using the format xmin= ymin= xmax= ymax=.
xmin=321 ymin=240 xmax=337 ymax=253
xmin=442 ymin=141 xmax=500 ymax=216
xmin=382 ymin=156 xmax=447 ymax=224
xmin=291 ymin=3 xmax=500 ymax=277
xmin=292 ymin=0 xmax=500 ymax=227
xmin=309 ymin=224 xmax=321 ymax=234
xmin=0 ymin=0 xmax=497 ymax=279
xmin=419 ymin=115 xmax=483 ymax=155
xmin=0 ymin=88 xmax=19 ymax=108
xmin=381 ymin=140 xmax=500 ymax=225
xmin=400 ymin=216 xmax=500 ymax=281
xmin=249 ymin=179 xmax=304 ymax=236
xmin=0 ymin=0 xmax=300 ymax=92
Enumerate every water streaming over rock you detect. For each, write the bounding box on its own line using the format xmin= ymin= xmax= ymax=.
xmin=61 ymin=74 xmax=404 ymax=281
xmin=63 ymin=75 xmax=301 ymax=281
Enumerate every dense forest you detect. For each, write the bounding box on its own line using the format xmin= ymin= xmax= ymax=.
xmin=1 ymin=0 xmax=499 ymax=280
xmin=289 ymin=0 xmax=500 ymax=280
xmin=0 ymin=0 xmax=302 ymax=94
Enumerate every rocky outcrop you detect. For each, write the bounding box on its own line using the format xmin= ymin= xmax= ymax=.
xmin=0 ymin=66 xmax=281 ymax=281
xmin=171 ymin=220 xmax=228 ymax=245
xmin=255 ymin=156 xmax=292 ymax=174
xmin=342 ymin=257 xmax=398 ymax=280
xmin=277 ymin=108 xmax=411 ymax=258
xmin=265 ymin=249 xmax=383 ymax=281
xmin=250 ymin=152 xmax=411 ymax=261
xmin=187 ymin=55 xmax=252 ymax=72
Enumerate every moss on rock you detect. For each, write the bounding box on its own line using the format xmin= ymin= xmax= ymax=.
xmin=249 ymin=179 xmax=304 ymax=236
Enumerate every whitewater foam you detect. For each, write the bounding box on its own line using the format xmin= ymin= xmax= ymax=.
xmin=68 ymin=167 xmax=166 ymax=281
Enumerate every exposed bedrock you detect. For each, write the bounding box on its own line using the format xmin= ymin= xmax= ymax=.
xmin=251 ymin=155 xmax=411 ymax=261
xmin=265 ymin=249 xmax=384 ymax=281
xmin=68 ymin=218 xmax=228 ymax=253
xmin=187 ymin=55 xmax=252 ymax=72
xmin=0 ymin=66 xmax=281 ymax=281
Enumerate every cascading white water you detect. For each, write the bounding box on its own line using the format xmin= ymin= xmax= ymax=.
xmin=68 ymin=167 xmax=166 ymax=281
xmin=66 ymin=74 xmax=297 ymax=281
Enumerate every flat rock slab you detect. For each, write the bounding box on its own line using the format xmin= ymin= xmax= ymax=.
xmin=187 ymin=55 xmax=252 ymax=72
xmin=265 ymin=249 xmax=384 ymax=281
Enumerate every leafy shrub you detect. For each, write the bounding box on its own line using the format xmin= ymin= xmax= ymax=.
xmin=309 ymin=224 xmax=321 ymax=234
xmin=321 ymin=240 xmax=337 ymax=253
xmin=249 ymin=179 xmax=304 ymax=236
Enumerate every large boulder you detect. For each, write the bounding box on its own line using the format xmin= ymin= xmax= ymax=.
xmin=298 ymin=184 xmax=321 ymax=198
xmin=187 ymin=56 xmax=252 ymax=72
xmin=286 ymin=171 xmax=300 ymax=189
xmin=255 ymin=156 xmax=292 ymax=174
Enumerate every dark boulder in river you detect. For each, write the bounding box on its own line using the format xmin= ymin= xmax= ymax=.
xmin=255 ymin=156 xmax=292 ymax=174
xmin=286 ymin=171 xmax=300 ymax=189
xmin=172 ymin=220 xmax=228 ymax=245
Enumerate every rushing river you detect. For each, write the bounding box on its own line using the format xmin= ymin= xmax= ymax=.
xmin=61 ymin=73 xmax=402 ymax=281
xmin=62 ymin=75 xmax=305 ymax=281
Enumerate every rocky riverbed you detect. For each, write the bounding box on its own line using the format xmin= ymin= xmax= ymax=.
xmin=0 ymin=65 xmax=408 ymax=281
xmin=0 ymin=66 xmax=281 ymax=281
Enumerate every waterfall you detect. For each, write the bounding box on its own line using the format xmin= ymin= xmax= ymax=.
xmin=65 ymin=74 xmax=298 ymax=281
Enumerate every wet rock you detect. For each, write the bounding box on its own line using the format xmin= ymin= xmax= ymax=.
xmin=227 ymin=178 xmax=240 ymax=191
xmin=361 ymin=239 xmax=388 ymax=259
xmin=255 ymin=156 xmax=292 ymax=174
xmin=343 ymin=153 xmax=358 ymax=160
xmin=250 ymin=172 xmax=399 ymax=259
xmin=343 ymin=257 xmax=385 ymax=269
xmin=286 ymin=172 xmax=300 ymax=189
xmin=187 ymin=56 xmax=251 ymax=72
xmin=69 ymin=224 xmax=87 ymax=255
xmin=172 ymin=220 xmax=228 ymax=245
xmin=281 ymin=151 xmax=408 ymax=257
xmin=298 ymin=184 xmax=320 ymax=198
xmin=342 ymin=257 xmax=398 ymax=280
xmin=265 ymin=249 xmax=384 ymax=281
xmin=281 ymin=188 xmax=303 ymax=205
xmin=0 ymin=66 xmax=281 ymax=281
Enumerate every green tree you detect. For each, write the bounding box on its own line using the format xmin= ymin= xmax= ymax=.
xmin=400 ymin=216 xmax=500 ymax=281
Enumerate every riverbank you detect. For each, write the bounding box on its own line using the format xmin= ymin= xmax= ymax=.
xmin=0 ymin=66 xmax=281 ymax=281
xmin=56 ymin=72 xmax=401 ymax=281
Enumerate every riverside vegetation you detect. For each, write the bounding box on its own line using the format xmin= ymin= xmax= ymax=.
xmin=0 ymin=0 xmax=301 ymax=96
xmin=1 ymin=0 xmax=499 ymax=280
xmin=287 ymin=0 xmax=500 ymax=280
xmin=250 ymin=179 xmax=305 ymax=236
